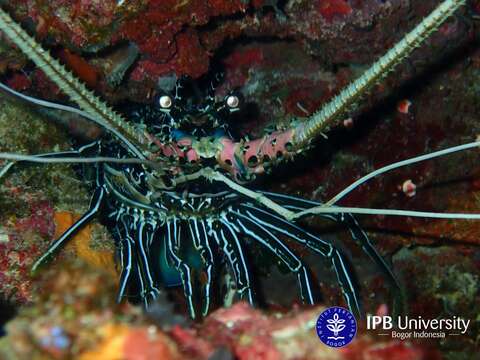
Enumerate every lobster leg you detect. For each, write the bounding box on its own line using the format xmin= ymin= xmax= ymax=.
xmin=166 ymin=218 xmax=196 ymax=319
xmin=232 ymin=210 xmax=316 ymax=305
xmin=238 ymin=204 xmax=361 ymax=317
xmin=214 ymin=217 xmax=255 ymax=305
xmin=261 ymin=192 xmax=402 ymax=313
xmin=260 ymin=194 xmax=398 ymax=276
xmin=135 ymin=261 xmax=147 ymax=307
xmin=31 ymin=185 xmax=105 ymax=273
xmin=116 ymin=215 xmax=135 ymax=302
xmin=337 ymin=213 xmax=404 ymax=313
xmin=188 ymin=218 xmax=215 ymax=316
xmin=135 ymin=220 xmax=160 ymax=305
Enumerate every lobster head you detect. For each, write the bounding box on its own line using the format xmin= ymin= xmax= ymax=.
xmin=153 ymin=75 xmax=243 ymax=139
xmin=141 ymin=74 xmax=298 ymax=183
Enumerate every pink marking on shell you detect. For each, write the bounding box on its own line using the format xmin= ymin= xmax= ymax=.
xmin=177 ymin=137 xmax=193 ymax=147
xmin=218 ymin=138 xmax=237 ymax=167
xmin=158 ymin=144 xmax=180 ymax=158
xmin=145 ymin=133 xmax=184 ymax=159
xmin=146 ymin=128 xmax=296 ymax=183
xmin=147 ymin=133 xmax=198 ymax=161
xmin=186 ymin=148 xmax=199 ymax=162
xmin=216 ymin=130 xmax=296 ymax=180
xmin=242 ymin=129 xmax=295 ymax=164
xmin=217 ymin=138 xmax=244 ymax=180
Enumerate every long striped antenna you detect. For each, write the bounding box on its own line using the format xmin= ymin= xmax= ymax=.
xmin=0 ymin=7 xmax=148 ymax=158
xmin=292 ymin=0 xmax=466 ymax=150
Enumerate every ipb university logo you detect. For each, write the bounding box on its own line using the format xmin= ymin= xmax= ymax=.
xmin=316 ymin=306 xmax=357 ymax=348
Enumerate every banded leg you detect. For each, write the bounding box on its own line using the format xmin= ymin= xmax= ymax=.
xmin=135 ymin=262 xmax=147 ymax=306
xmin=213 ymin=216 xmax=255 ymax=305
xmin=238 ymin=204 xmax=361 ymax=317
xmin=116 ymin=215 xmax=135 ymax=302
xmin=166 ymin=218 xmax=196 ymax=319
xmin=261 ymin=191 xmax=401 ymax=311
xmin=31 ymin=185 xmax=105 ymax=273
xmin=232 ymin=210 xmax=315 ymax=305
xmin=188 ymin=218 xmax=215 ymax=316
xmin=338 ymin=213 xmax=404 ymax=313
xmin=263 ymin=193 xmax=396 ymax=281
xmin=135 ymin=219 xmax=160 ymax=305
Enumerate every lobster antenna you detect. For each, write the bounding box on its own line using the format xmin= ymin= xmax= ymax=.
xmin=0 ymin=153 xmax=155 ymax=166
xmin=326 ymin=140 xmax=480 ymax=206
xmin=292 ymin=206 xmax=480 ymax=221
xmin=292 ymin=0 xmax=466 ymax=150
xmin=181 ymin=168 xmax=480 ymax=222
xmin=0 ymin=7 xmax=147 ymax=159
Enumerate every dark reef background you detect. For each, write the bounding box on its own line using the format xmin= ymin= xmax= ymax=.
xmin=0 ymin=0 xmax=479 ymax=358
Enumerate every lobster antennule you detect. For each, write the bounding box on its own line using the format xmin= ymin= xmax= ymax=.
xmin=0 ymin=7 xmax=148 ymax=159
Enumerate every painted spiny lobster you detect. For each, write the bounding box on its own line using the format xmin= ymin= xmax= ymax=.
xmin=0 ymin=0 xmax=476 ymax=319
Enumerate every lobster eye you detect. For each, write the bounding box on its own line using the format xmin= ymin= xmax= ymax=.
xmin=226 ymin=95 xmax=240 ymax=109
xmin=158 ymin=95 xmax=173 ymax=109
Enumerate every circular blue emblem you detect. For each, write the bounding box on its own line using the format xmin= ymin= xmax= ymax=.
xmin=316 ymin=306 xmax=357 ymax=348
